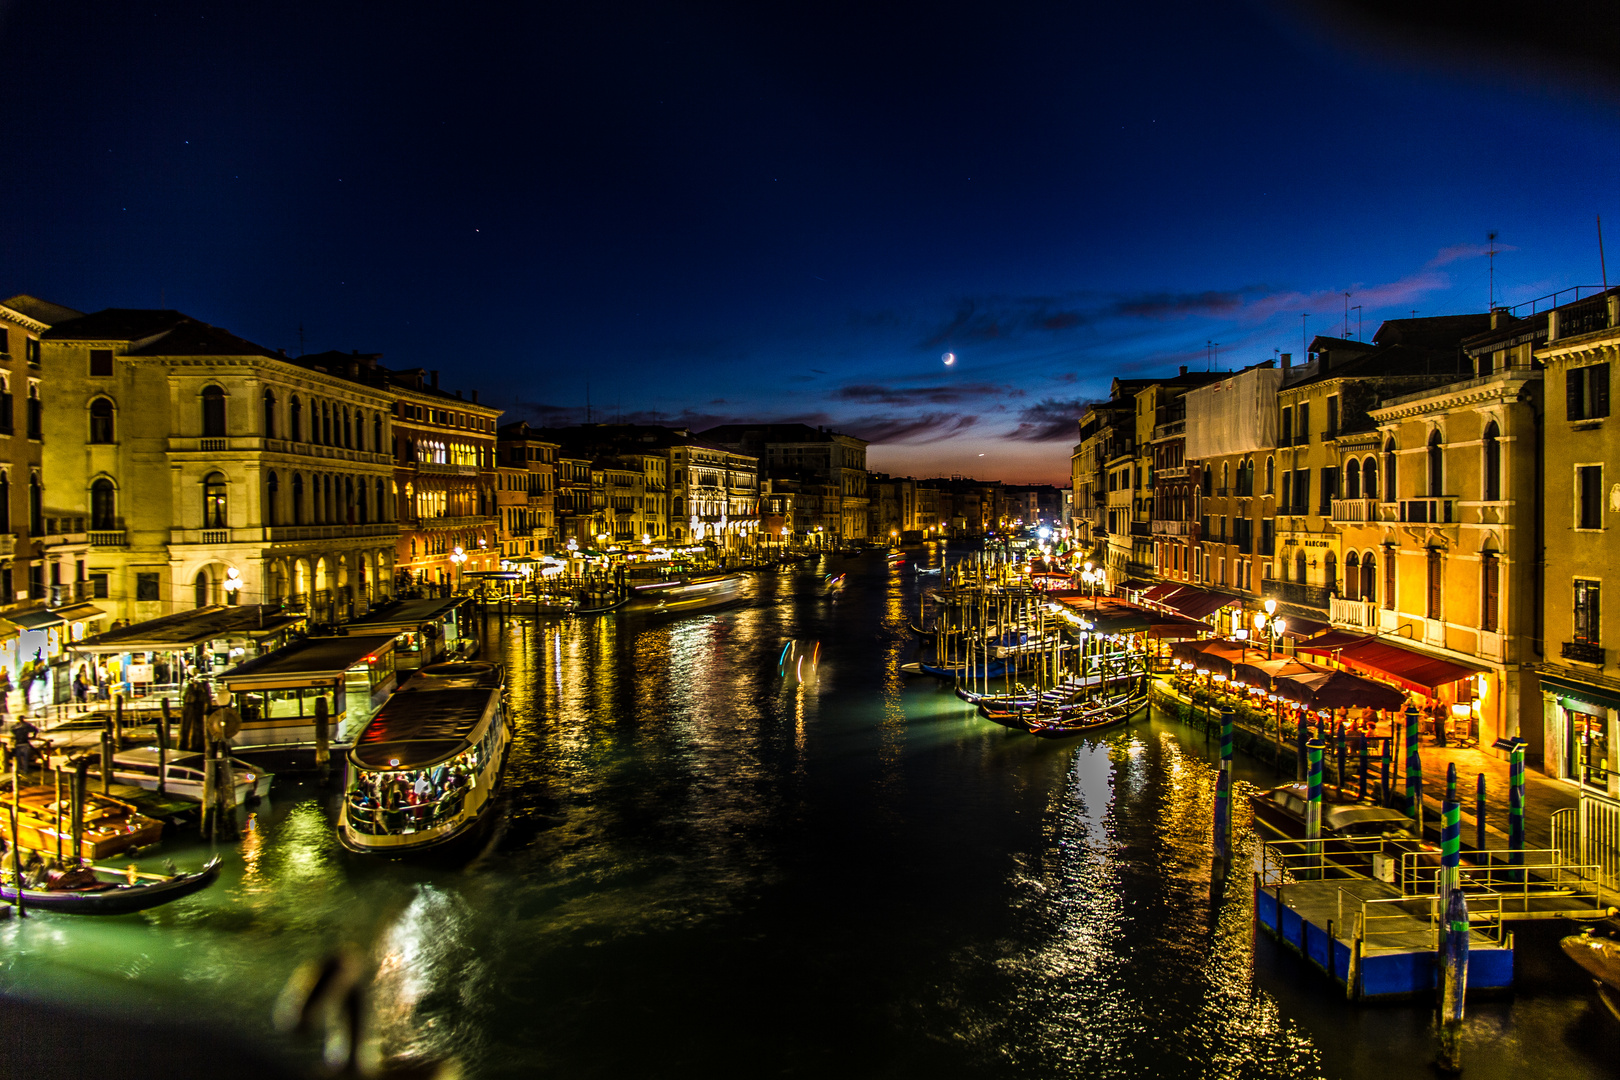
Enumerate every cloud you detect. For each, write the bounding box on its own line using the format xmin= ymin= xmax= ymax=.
xmin=1427 ymin=241 xmax=1517 ymax=268
xmin=1110 ymin=289 xmax=1256 ymax=319
xmin=1008 ymin=397 xmax=1096 ymax=441
xmin=847 ymin=412 xmax=980 ymax=444
xmin=832 ymin=381 xmax=1021 ymax=405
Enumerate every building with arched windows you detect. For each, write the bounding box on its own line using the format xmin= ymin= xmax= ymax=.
xmin=38 ymin=310 xmax=399 ymax=627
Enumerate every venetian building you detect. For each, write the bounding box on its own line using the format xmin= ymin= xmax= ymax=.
xmin=39 ymin=312 xmax=399 ymax=625
xmin=1534 ymin=288 xmax=1620 ymax=793
xmin=1360 ymin=310 xmax=1543 ymax=752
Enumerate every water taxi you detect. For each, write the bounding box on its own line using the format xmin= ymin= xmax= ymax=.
xmin=627 ymin=572 xmax=745 ymax=614
xmin=337 ymin=661 xmax=509 ymax=857
xmin=222 ymin=634 xmax=399 ymax=751
xmin=91 ymin=747 xmax=273 ymax=806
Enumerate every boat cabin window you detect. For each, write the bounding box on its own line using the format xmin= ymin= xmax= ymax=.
xmin=236 ymin=685 xmax=346 ymax=722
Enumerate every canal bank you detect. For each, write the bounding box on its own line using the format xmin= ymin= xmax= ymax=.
xmin=0 ymin=549 xmax=1613 ymax=1078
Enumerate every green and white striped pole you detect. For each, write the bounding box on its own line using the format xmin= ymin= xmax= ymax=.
xmin=1405 ymin=705 xmax=1423 ymax=834
xmin=1475 ymin=773 xmax=1487 ymax=854
xmin=1440 ymin=796 xmax=1461 ymax=913
xmin=1445 ymin=761 xmax=1457 ymax=809
xmin=1305 ymin=739 xmax=1325 ymax=880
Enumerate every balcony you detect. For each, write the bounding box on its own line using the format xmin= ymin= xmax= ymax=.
xmin=1264 ymin=581 xmax=1329 ymax=611
xmin=1151 ymin=519 xmax=1189 ymax=536
xmin=416 ymin=461 xmax=479 ymax=476
xmin=1330 ymin=595 xmax=1377 ymax=629
xmin=1561 ymin=640 xmax=1606 ymax=665
xmin=1152 ymin=419 xmax=1186 ymax=441
xmin=1330 ymin=498 xmax=1377 ymax=523
xmin=1399 ymin=497 xmax=1459 ymax=525
xmin=1130 ymin=520 xmax=1151 ymax=538
xmin=88 ymin=530 xmax=127 ymax=548
xmin=264 ymin=523 xmax=400 ymax=542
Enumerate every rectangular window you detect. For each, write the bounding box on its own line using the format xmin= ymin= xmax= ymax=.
xmin=1319 ymin=467 xmax=1338 ymax=515
xmin=136 ymin=572 xmax=160 ymax=602
xmin=1293 ymin=469 xmax=1311 ymax=514
xmin=1578 ymin=465 xmax=1604 ymax=529
xmin=89 ymin=573 xmax=109 ymax=600
xmin=89 ymin=349 xmax=113 ymax=377
xmin=25 ymin=339 xmax=39 ymax=366
xmin=1260 ymin=518 xmax=1274 ymax=556
xmin=1281 ymin=471 xmax=1292 ymax=511
xmin=1567 ymin=363 xmax=1611 ymax=420
xmin=1481 ymin=554 xmax=1499 ymax=633
xmin=1280 ymin=406 xmax=1292 ymax=446
xmin=1574 ymin=579 xmax=1601 ymax=643
xmin=1298 ymin=402 xmax=1311 ymax=442
xmin=1385 ymin=548 xmax=1397 ymax=611
xmin=1427 ymin=548 xmax=1443 ymax=620
xmin=0 ymin=329 xmax=7 ymax=355
xmin=1326 ymin=396 xmax=1340 ymax=438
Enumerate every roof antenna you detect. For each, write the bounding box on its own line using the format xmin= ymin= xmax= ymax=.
xmin=297 ymin=323 xmax=306 ymax=357
xmin=585 ymin=379 xmax=591 ymax=424
xmin=1487 ymin=231 xmax=1499 ymax=309
xmin=1343 ymin=292 xmax=1351 ymax=338
xmin=1301 ymin=312 xmax=1310 ymax=357
xmin=1599 ymin=215 xmax=1608 ymax=290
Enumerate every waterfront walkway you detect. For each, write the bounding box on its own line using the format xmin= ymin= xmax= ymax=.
xmin=1414 ymin=743 xmax=1576 ymax=855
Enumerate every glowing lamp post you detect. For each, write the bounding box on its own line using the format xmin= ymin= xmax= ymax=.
xmin=1254 ymin=600 xmax=1287 ymax=660
xmin=221 ymin=566 xmax=242 ymax=606
xmin=450 ymin=545 xmax=468 ymax=594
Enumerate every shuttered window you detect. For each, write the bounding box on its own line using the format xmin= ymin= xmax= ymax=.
xmin=1567 ymin=363 xmax=1612 ymax=420
xmin=1482 ymin=554 xmax=1499 ymax=633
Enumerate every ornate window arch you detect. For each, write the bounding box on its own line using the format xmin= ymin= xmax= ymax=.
xmin=263 ymin=389 xmax=277 ymax=438
xmin=1482 ymin=420 xmax=1501 ymax=501
xmin=202 ymin=385 xmax=226 ymax=437
xmin=90 ymin=476 xmax=117 ymax=531
xmin=88 ymin=396 xmax=115 ymax=443
xmin=202 ymin=472 xmax=228 ymax=528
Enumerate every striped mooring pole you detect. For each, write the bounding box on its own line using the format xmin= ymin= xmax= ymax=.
xmin=1213 ymin=765 xmax=1231 ymax=872
xmin=1437 ymin=883 xmax=1470 ymax=1073
xmin=1405 ymin=706 xmax=1424 ymax=832
xmin=1359 ymin=733 xmax=1370 ymax=802
xmin=1476 ymin=773 xmax=1487 ymax=853
xmin=1305 ymin=739 xmax=1325 ymax=879
xmin=1509 ymin=738 xmax=1526 ymax=880
xmin=1296 ymin=711 xmax=1311 ymax=781
xmin=1440 ymin=797 xmax=1461 ymax=913
xmin=1335 ymin=722 xmax=1347 ymax=796
xmin=1445 ymin=762 xmax=1458 ymax=809
xmin=1220 ymin=708 xmax=1234 ymax=771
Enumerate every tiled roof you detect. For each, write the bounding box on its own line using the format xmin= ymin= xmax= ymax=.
xmin=1 ymin=295 xmax=83 ymax=326
xmin=43 ymin=308 xmax=191 ymax=342
xmin=125 ymin=320 xmax=281 ymax=358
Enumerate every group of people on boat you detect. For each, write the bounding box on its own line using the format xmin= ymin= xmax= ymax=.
xmin=346 ymin=756 xmax=482 ymax=833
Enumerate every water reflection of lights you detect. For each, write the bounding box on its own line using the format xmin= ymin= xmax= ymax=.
xmin=370 ymin=885 xmax=483 ymax=1066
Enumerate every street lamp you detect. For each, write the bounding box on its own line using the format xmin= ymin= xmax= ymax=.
xmin=1254 ymin=605 xmax=1287 ymax=660
xmin=450 ymin=545 xmax=467 ymax=594
xmin=221 ymin=566 xmax=242 ymax=606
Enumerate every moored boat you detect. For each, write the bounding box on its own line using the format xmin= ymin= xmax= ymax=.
xmin=1561 ymin=931 xmax=1620 ymax=1022
xmin=0 ymin=857 xmax=222 ymax=915
xmin=91 ymin=747 xmax=273 ymax=806
xmin=338 ymin=661 xmax=510 ymax=857
xmin=1 ymin=786 xmax=164 ymax=860
xmin=1024 ymin=686 xmax=1150 ymax=739
xmin=1248 ymin=783 xmax=1415 ymax=842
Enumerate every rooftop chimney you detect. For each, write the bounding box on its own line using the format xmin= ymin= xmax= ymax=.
xmin=1280 ymin=352 xmax=1292 ymax=369
xmin=1179 ymin=365 xmax=1188 ymax=376
xmin=430 ymin=370 xmax=439 ymax=389
xmin=471 ymin=389 xmax=479 ymax=403
xmin=455 ymin=389 xmax=463 ymax=399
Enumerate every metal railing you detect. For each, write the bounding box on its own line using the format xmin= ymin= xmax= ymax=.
xmin=1400 ymin=497 xmax=1458 ymax=524
xmin=1329 ymin=595 xmax=1377 ymax=629
xmin=1329 ymin=498 xmax=1377 ymax=523
xmin=1552 ymin=793 xmax=1620 ymax=896
xmin=1399 ymin=847 xmax=1603 ymax=918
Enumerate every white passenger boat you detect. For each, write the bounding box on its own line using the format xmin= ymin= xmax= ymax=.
xmin=627 ymin=572 xmax=745 ymax=614
xmin=337 ymin=661 xmax=509 ymax=857
xmin=91 ymin=746 xmax=274 ymax=806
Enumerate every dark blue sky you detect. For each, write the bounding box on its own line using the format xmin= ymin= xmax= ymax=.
xmin=4 ymin=1 xmax=1618 ymax=482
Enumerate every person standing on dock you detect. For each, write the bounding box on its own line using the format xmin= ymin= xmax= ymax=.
xmin=8 ymin=716 xmax=38 ymax=780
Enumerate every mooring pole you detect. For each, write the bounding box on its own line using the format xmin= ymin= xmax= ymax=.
xmin=1437 ymin=885 xmax=1470 ymax=1073
xmin=1508 ymin=738 xmax=1525 ymax=883
xmin=99 ymin=725 xmax=113 ymax=795
xmin=157 ymin=698 xmax=171 ymax=796
xmin=1405 ymin=706 xmax=1423 ymax=835
xmin=1305 ymin=740 xmax=1325 ymax=880
xmin=1475 ymin=772 xmax=1487 ymax=854
xmin=9 ymin=754 xmax=25 ymax=917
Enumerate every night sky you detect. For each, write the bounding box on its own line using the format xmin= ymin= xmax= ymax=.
xmin=4 ymin=1 xmax=1618 ymax=483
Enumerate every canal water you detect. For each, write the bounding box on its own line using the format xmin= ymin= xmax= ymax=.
xmin=0 ymin=547 xmax=1612 ymax=1078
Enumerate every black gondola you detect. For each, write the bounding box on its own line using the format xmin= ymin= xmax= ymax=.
xmin=0 ymin=857 xmax=222 ymax=916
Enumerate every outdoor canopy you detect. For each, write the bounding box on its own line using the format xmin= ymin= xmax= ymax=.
xmin=1297 ymin=631 xmax=1484 ymax=694
xmin=1271 ymin=668 xmax=1408 ymax=712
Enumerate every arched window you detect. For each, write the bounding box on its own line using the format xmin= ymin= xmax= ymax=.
xmin=1324 ymin=551 xmax=1337 ymax=595
xmin=293 ymin=474 xmax=305 ymax=524
xmin=1482 ymin=421 xmax=1501 ymax=501
xmin=202 ymin=385 xmax=226 ymax=437
xmin=290 ymin=396 xmax=303 ymax=441
xmin=28 ymin=473 xmax=41 ymax=535
xmin=322 ymin=402 xmax=332 ymax=445
xmin=373 ymin=413 xmax=383 ymax=452
xmin=1384 ymin=438 xmax=1398 ymax=499
xmin=263 ymin=389 xmax=277 ymax=438
xmin=88 ymin=397 xmax=114 ymax=443
xmin=673 ymin=495 xmax=684 ymax=515
xmin=1345 ymin=552 xmax=1361 ymax=600
xmin=1345 ymin=458 xmax=1360 ymax=499
xmin=266 ymin=471 xmax=280 ymax=526
xmin=0 ymin=472 xmax=10 ymax=532
xmin=1427 ymin=430 xmax=1444 ymax=496
xmin=203 ymin=472 xmax=228 ymax=528
xmin=1363 ymin=456 xmax=1378 ymax=500
xmin=1264 ymin=456 xmax=1274 ymax=495
xmin=195 ymin=571 xmax=210 ymax=609
xmin=344 ymin=407 xmax=354 ymax=448
xmin=356 ymin=477 xmax=368 ymax=524
xmin=1294 ymin=548 xmax=1307 ymax=584
xmin=344 ymin=476 xmax=355 ymax=524
xmin=377 ymin=478 xmax=387 ymax=522
xmin=1361 ymin=552 xmax=1376 ymax=604
xmin=324 ymin=474 xmax=334 ymax=522
xmin=90 ymin=478 xmax=116 ymax=530
xmin=1220 ymin=463 xmax=1229 ymax=493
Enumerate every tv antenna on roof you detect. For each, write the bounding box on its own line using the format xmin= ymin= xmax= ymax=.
xmin=1487 ymin=231 xmax=1499 ymax=309
xmin=1301 ymin=313 xmax=1310 ymax=356
xmin=1343 ymin=292 xmax=1351 ymax=338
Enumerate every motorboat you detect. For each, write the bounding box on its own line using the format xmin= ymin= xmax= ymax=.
xmin=0 ymin=857 xmax=221 ymax=915
xmin=0 ymin=786 xmax=164 ymax=860
xmin=338 ymin=661 xmax=510 ymax=857
xmin=1249 ymin=783 xmax=1416 ymax=842
xmin=91 ymin=747 xmax=273 ymax=806
xmin=1561 ymin=930 xmax=1620 ymax=1022
xmin=629 ymin=573 xmax=745 ymax=614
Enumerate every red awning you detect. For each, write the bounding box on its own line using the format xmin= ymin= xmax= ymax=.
xmin=1165 ymin=588 xmax=1242 ymax=620
xmin=1333 ymin=639 xmax=1486 ymax=695
xmin=1148 ymin=614 xmax=1212 ymax=639
xmin=1295 ymin=630 xmax=1373 ymax=658
xmin=1141 ymin=583 xmax=1183 ymax=603
xmin=1280 ymin=618 xmax=1330 ymax=640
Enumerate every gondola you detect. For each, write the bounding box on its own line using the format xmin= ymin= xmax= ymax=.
xmin=0 ymin=857 xmax=222 ymax=915
xmin=1024 ymin=687 xmax=1150 ymax=739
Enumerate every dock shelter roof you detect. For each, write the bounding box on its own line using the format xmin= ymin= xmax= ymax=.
xmin=342 ymin=597 xmax=467 ymax=634
xmin=220 ymin=635 xmax=397 ymax=689
xmin=351 ymin=686 xmax=492 ymax=769
xmin=72 ymin=605 xmax=302 ymax=654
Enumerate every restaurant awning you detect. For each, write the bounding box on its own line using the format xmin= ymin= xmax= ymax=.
xmin=1141 ymin=583 xmax=1183 ymax=603
xmin=53 ymin=603 xmax=106 ymax=623
xmin=1295 ymin=630 xmax=1374 ymax=657
xmin=1297 ymin=631 xmax=1485 ymax=695
xmin=1274 ymin=669 xmax=1408 ymax=712
xmin=10 ymin=609 xmax=64 ymax=630
xmin=1171 ymin=638 xmax=1269 ymax=677
xmin=1280 ymin=618 xmax=1329 ymax=640
xmin=1164 ymin=588 xmax=1242 ymax=620
xmin=1231 ymin=656 xmax=1328 ymax=687
xmin=1148 ymin=613 xmax=1212 ymax=639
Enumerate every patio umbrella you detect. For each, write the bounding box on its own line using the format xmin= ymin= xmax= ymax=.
xmin=1273 ymin=669 xmax=1405 ymax=712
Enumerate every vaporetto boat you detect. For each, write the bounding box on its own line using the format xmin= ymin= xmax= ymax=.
xmin=338 ymin=661 xmax=509 ymax=857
